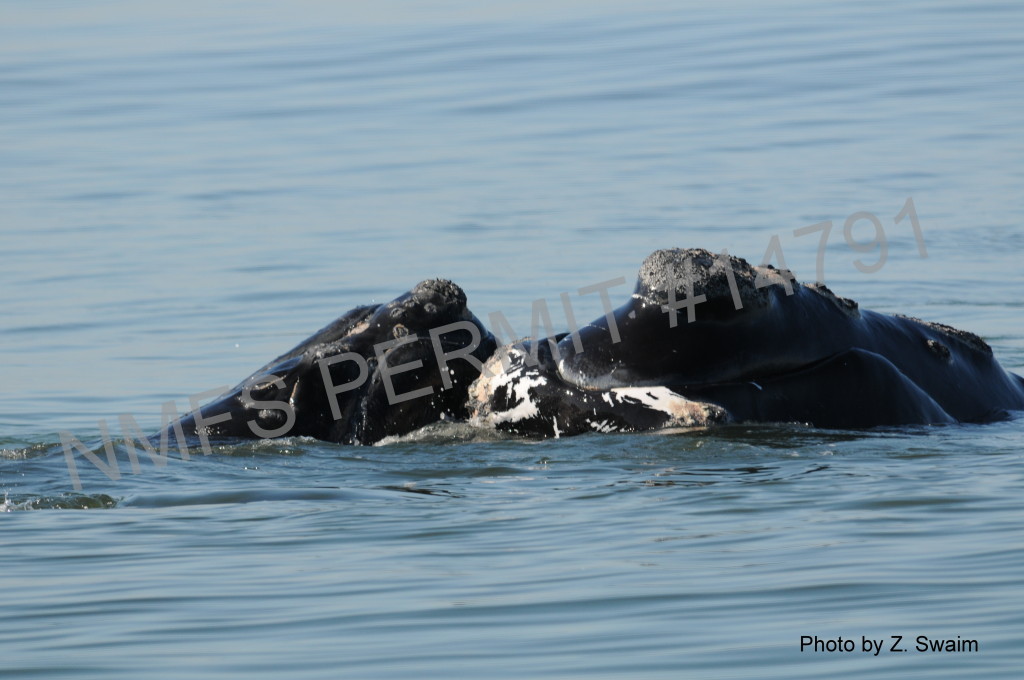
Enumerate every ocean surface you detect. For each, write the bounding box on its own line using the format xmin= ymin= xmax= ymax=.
xmin=3 ymin=1 xmax=1024 ymax=677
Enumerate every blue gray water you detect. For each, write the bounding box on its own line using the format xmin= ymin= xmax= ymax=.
xmin=3 ymin=0 xmax=1024 ymax=677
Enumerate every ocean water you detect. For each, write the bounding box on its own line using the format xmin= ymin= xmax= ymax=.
xmin=3 ymin=1 xmax=1024 ymax=677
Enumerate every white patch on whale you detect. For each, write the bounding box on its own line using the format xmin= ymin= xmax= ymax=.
xmin=487 ymin=374 xmax=547 ymax=424
xmin=587 ymin=419 xmax=619 ymax=433
xmin=609 ymin=386 xmax=728 ymax=426
xmin=468 ymin=345 xmax=548 ymax=426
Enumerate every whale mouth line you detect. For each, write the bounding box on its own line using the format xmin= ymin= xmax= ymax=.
xmin=556 ymin=353 xmax=845 ymax=395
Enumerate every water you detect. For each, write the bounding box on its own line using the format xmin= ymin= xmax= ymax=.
xmin=3 ymin=0 xmax=1024 ymax=677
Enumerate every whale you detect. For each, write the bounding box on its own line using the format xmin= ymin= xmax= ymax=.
xmin=168 ymin=279 xmax=496 ymax=445
xmin=474 ymin=248 xmax=1024 ymax=436
xmin=165 ymin=249 xmax=1024 ymax=444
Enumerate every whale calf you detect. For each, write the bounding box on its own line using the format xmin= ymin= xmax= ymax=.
xmin=169 ymin=279 xmax=496 ymax=444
